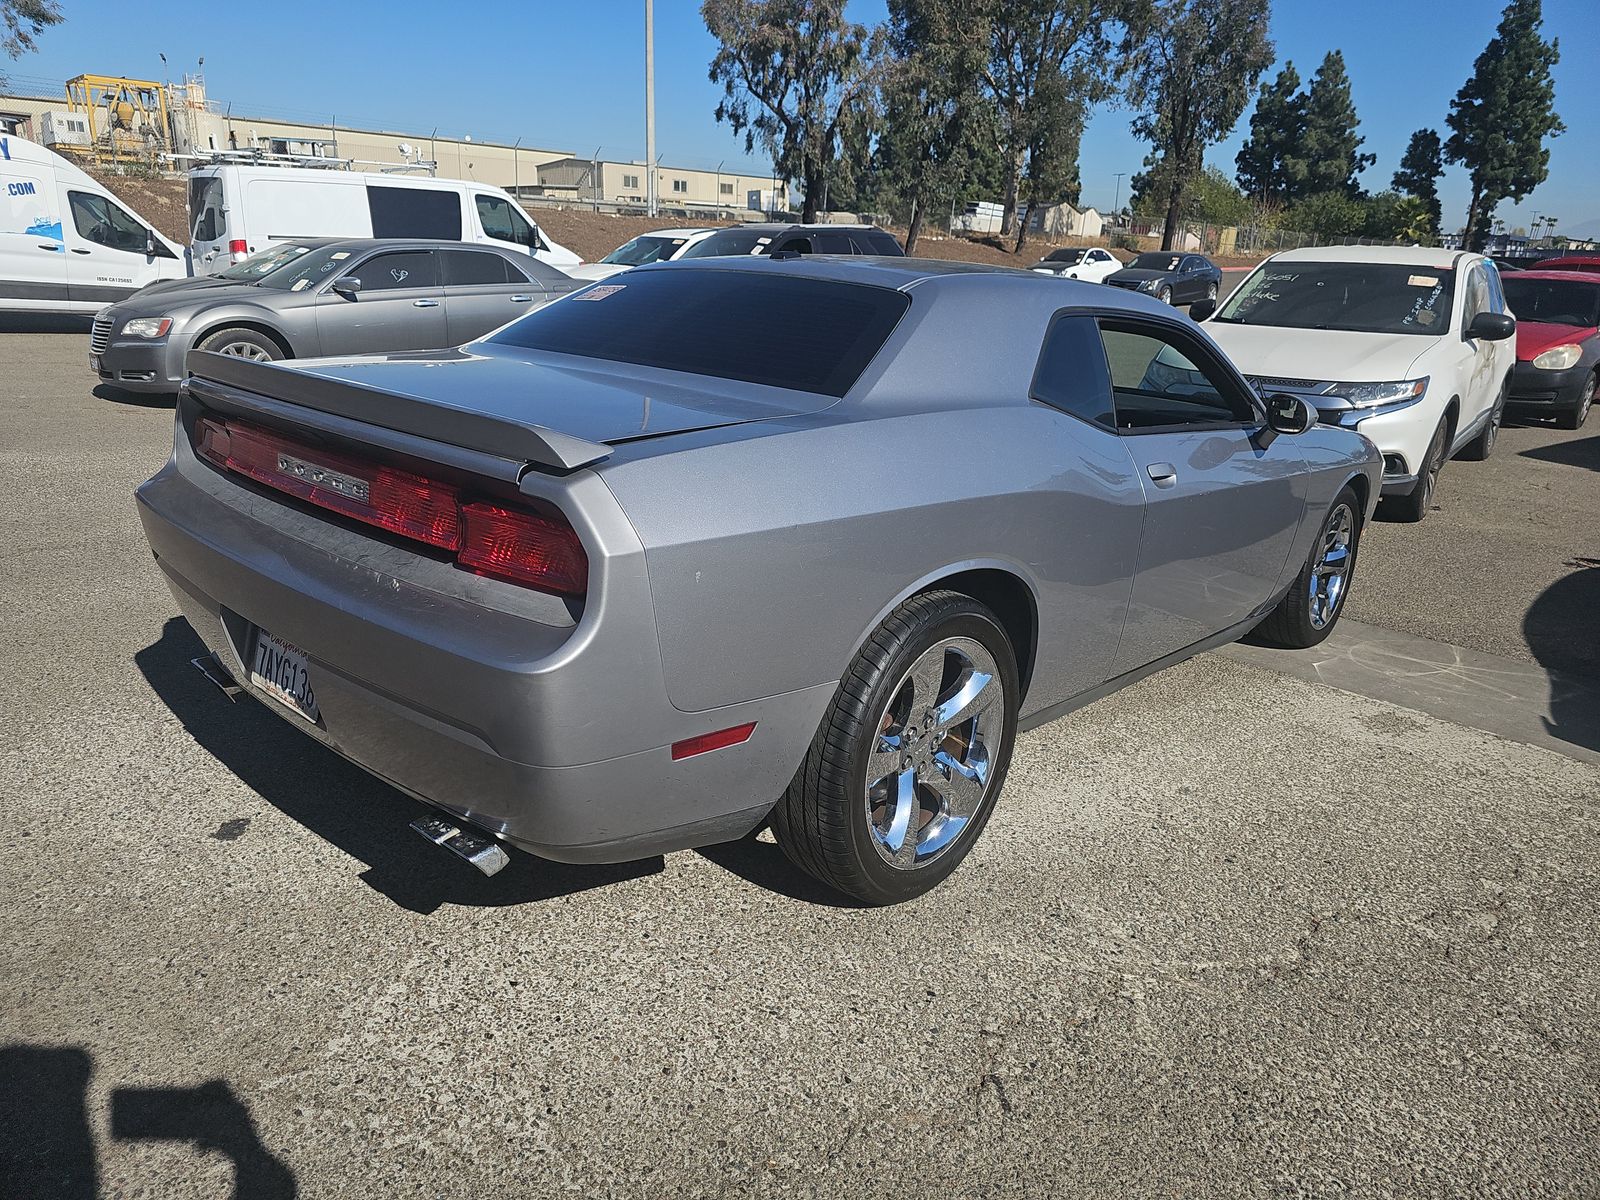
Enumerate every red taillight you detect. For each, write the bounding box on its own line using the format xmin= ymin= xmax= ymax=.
xmin=194 ymin=416 xmax=586 ymax=595
xmin=671 ymin=722 xmax=757 ymax=761
xmin=458 ymin=502 xmax=588 ymax=596
xmin=228 ymin=239 xmax=248 ymax=258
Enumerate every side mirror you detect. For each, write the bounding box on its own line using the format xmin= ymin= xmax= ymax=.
xmin=332 ymin=277 xmax=362 ymax=299
xmin=1264 ymin=393 xmax=1318 ymax=435
xmin=1466 ymin=311 xmax=1516 ymax=341
xmin=1189 ymin=297 xmax=1217 ymax=322
xmin=145 ymin=232 xmax=157 ymax=257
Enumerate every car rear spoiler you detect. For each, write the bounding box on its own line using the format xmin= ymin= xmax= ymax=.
xmin=183 ymin=350 xmax=613 ymax=472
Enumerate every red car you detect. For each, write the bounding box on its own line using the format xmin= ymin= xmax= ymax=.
xmin=1502 ymin=269 xmax=1600 ymax=429
xmin=1534 ymin=253 xmax=1600 ymax=274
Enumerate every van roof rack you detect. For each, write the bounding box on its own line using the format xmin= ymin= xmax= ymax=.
xmin=166 ymin=149 xmax=439 ymax=175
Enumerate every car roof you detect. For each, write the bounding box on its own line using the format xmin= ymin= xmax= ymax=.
xmin=1269 ymin=244 xmax=1467 ymax=269
xmin=637 ymin=255 xmax=1088 ymax=293
xmin=296 ymin=238 xmax=522 ymax=254
xmin=636 ymin=227 xmax=716 ymax=238
xmin=1509 ymin=269 xmax=1600 ymax=283
xmin=718 ymin=222 xmax=888 ymax=234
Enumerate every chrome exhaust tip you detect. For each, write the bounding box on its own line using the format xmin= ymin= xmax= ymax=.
xmin=191 ymin=652 xmax=243 ymax=701
xmin=410 ymin=815 xmax=511 ymax=877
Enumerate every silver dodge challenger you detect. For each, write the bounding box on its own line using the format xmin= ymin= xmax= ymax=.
xmin=135 ymin=257 xmax=1380 ymax=904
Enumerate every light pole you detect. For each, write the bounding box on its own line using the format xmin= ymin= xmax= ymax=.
xmin=645 ymin=0 xmax=657 ymax=217
xmin=1111 ymin=173 xmax=1127 ymax=225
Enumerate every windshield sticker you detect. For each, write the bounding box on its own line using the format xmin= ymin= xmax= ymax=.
xmin=291 ymin=278 xmax=311 ymax=291
xmin=1407 ymin=275 xmax=1439 ymax=287
xmin=574 ymin=284 xmax=626 ymax=301
xmin=390 ymin=268 xmax=410 ymax=283
xmin=329 ymin=251 xmax=350 ymax=261
xmin=1403 ymin=282 xmax=1446 ymax=326
xmin=320 ymin=261 xmax=337 ymax=272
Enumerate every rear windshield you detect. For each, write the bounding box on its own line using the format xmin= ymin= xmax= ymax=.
xmin=1503 ymin=277 xmax=1600 ymax=327
xmin=1214 ymin=261 xmax=1457 ymax=336
xmin=488 ymin=269 xmax=910 ymax=396
xmin=189 ymin=175 xmax=225 ymax=242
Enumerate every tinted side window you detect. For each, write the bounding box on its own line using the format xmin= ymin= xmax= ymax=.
xmin=68 ymin=191 xmax=147 ymax=252
xmin=772 ymin=237 xmax=813 ymax=255
xmin=347 ymin=251 xmax=437 ymax=292
xmin=1031 ymin=314 xmax=1115 ymax=428
xmin=813 ymin=231 xmax=856 ymax=254
xmin=1098 ymin=321 xmax=1254 ymax=430
xmin=866 ymin=231 xmax=905 ymax=255
xmin=475 ymin=195 xmax=547 ymax=251
xmin=367 ymin=186 xmax=462 ymax=240
xmin=443 ymin=250 xmax=512 ymax=286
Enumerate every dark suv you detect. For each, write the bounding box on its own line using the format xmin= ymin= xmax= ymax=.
xmin=679 ymin=223 xmax=904 ymax=259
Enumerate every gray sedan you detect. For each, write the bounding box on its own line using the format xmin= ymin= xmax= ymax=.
xmin=91 ymin=239 xmax=581 ymax=394
xmin=136 ymin=258 xmax=1379 ymax=904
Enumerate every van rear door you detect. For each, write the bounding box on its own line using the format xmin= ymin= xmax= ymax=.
xmin=189 ymin=171 xmax=230 ymax=271
xmin=0 ymin=145 xmax=67 ymax=308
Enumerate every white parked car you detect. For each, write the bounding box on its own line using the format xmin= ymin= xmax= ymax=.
xmin=1028 ymin=246 xmax=1121 ymax=283
xmin=1 ymin=132 xmax=186 ymax=312
xmin=186 ymin=163 xmax=579 ymax=275
xmin=569 ymin=227 xmax=719 ymax=281
xmin=1204 ymin=246 xmax=1516 ymax=521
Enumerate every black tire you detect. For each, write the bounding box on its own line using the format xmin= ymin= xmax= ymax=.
xmin=1384 ymin=414 xmax=1449 ymax=523
xmin=770 ymin=590 xmax=1020 ymax=905
xmin=1556 ymin=373 xmax=1595 ymax=430
xmin=1252 ymin=486 xmax=1363 ymax=649
xmin=195 ymin=326 xmax=284 ymax=362
xmin=1459 ymin=382 xmax=1507 ymax=460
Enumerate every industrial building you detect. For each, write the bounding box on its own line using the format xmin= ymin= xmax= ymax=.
xmin=0 ymin=73 xmax=786 ymax=215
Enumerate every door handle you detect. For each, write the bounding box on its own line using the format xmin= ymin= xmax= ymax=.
xmin=412 ymin=299 xmax=440 ymax=308
xmin=71 ymin=247 xmax=91 ymax=255
xmin=1146 ymin=462 xmax=1178 ymax=487
xmin=509 ymin=294 xmax=534 ymax=302
xmin=37 ymin=243 xmax=62 ymax=251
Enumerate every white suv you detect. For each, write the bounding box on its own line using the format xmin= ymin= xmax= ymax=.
xmin=1204 ymin=246 xmax=1516 ymax=521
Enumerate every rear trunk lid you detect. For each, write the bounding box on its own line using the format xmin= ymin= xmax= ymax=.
xmin=186 ymin=344 xmax=840 ymax=471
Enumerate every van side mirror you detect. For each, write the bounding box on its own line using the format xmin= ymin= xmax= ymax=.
xmin=1264 ymin=393 xmax=1317 ymax=435
xmin=1466 ymin=311 xmax=1516 ymax=341
xmin=1189 ymin=298 xmax=1217 ymax=322
xmin=146 ymin=232 xmax=157 ymax=257
xmin=332 ymin=277 xmax=362 ymax=299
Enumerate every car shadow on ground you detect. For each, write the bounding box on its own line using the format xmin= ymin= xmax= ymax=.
xmin=135 ymin=618 xmax=664 ymax=915
xmin=697 ymin=834 xmax=866 ymax=909
xmin=1518 ymin=429 xmax=1600 ymax=472
xmin=1524 ymin=563 xmax=1600 ymax=756
xmin=0 ymin=1044 xmax=297 ymax=1199
xmin=0 ymin=313 xmax=93 ymax=335
xmin=93 ymin=382 xmax=174 ymax=409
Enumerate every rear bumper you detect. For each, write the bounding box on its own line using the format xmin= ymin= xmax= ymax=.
xmin=1508 ymin=360 xmax=1591 ymax=410
xmin=134 ymin=432 xmax=832 ymax=863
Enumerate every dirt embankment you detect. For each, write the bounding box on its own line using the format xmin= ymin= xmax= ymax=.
xmin=89 ymin=173 xmax=1262 ymax=269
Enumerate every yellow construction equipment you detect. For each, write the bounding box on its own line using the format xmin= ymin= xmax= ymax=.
xmin=62 ymin=74 xmax=173 ymax=168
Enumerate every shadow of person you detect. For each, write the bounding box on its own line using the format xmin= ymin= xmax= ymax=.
xmin=111 ymin=1082 xmax=297 ymax=1200
xmin=1518 ymin=430 xmax=1600 ymax=472
xmin=1524 ymin=563 xmax=1600 ymax=756
xmin=135 ymin=617 xmax=662 ymax=915
xmin=0 ymin=1045 xmax=99 ymax=1199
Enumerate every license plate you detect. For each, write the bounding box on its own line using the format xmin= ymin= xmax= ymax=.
xmin=88 ymin=354 xmax=100 ymax=373
xmin=249 ymin=630 xmax=320 ymax=722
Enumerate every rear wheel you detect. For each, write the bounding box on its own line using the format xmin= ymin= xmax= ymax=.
xmin=770 ymin=590 xmax=1019 ymax=905
xmin=1251 ymin=486 xmax=1362 ymax=649
xmin=196 ymin=327 xmax=283 ymax=362
xmin=1460 ymin=382 xmax=1507 ymax=460
xmin=1385 ymin=414 xmax=1448 ymax=523
xmin=1556 ymin=373 xmax=1594 ymax=430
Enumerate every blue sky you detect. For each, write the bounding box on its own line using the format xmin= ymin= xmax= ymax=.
xmin=8 ymin=0 xmax=1596 ymax=236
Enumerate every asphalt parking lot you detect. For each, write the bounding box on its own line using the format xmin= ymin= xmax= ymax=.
xmin=2 ymin=327 xmax=1597 ymax=1197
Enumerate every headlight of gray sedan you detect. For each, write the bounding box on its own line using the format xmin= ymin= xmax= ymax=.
xmin=1332 ymin=378 xmax=1428 ymax=408
xmin=121 ymin=317 xmax=173 ymax=339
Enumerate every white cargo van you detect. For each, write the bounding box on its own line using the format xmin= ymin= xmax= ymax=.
xmin=186 ymin=164 xmax=580 ymax=274
xmin=1 ymin=133 xmax=186 ymax=312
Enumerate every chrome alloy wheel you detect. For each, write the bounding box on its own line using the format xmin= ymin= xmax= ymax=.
xmin=1308 ymin=503 xmax=1356 ymax=630
xmin=216 ymin=340 xmax=274 ymax=360
xmin=864 ymin=637 xmax=1004 ymax=870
